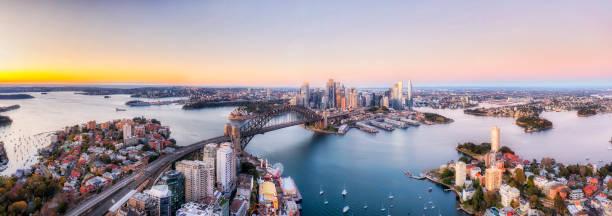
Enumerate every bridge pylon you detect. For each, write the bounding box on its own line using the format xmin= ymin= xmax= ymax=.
xmin=230 ymin=125 xmax=242 ymax=153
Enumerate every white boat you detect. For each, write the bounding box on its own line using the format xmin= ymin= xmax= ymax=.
xmin=324 ymin=200 xmax=328 ymax=205
xmin=363 ymin=202 xmax=368 ymax=209
xmin=343 ymin=206 xmax=350 ymax=213
xmin=381 ymin=202 xmax=386 ymax=212
xmin=341 ymin=185 xmax=348 ymax=196
xmin=320 ymin=186 xmax=325 ymax=196
xmin=388 ymin=193 xmax=394 ymax=199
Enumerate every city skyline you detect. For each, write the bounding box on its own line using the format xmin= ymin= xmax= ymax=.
xmin=2 ymin=1 xmax=612 ymax=86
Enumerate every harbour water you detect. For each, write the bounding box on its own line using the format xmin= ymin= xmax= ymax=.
xmin=0 ymin=92 xmax=611 ymax=215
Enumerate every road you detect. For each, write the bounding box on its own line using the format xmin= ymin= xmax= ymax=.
xmin=66 ymin=136 xmax=230 ymax=216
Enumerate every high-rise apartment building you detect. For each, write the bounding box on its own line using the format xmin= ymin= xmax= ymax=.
xmin=485 ymin=167 xmax=503 ymax=191
xmin=491 ymin=126 xmax=500 ymax=153
xmin=144 ymin=185 xmax=172 ymax=216
xmin=176 ymin=160 xmax=215 ymax=202
xmin=455 ymin=161 xmax=466 ymax=187
xmin=158 ymin=170 xmax=185 ymax=214
xmin=202 ymin=143 xmax=217 ymax=165
xmin=217 ymin=143 xmax=236 ymax=192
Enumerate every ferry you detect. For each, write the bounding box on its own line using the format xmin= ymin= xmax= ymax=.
xmin=116 ymin=108 xmax=127 ymax=112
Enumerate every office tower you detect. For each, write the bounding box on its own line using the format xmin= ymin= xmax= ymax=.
xmin=491 ymin=126 xmax=500 ymax=153
xmin=202 ymin=143 xmax=217 ymax=165
xmin=176 ymin=160 xmax=215 ymax=202
xmin=158 ymin=170 xmax=185 ymax=214
xmin=390 ymin=81 xmax=404 ymax=110
xmin=326 ymin=79 xmax=335 ymax=108
xmin=300 ymin=82 xmax=310 ymax=107
xmin=485 ymin=167 xmax=503 ymax=191
xmin=335 ymin=82 xmax=342 ymax=109
xmin=382 ymin=96 xmax=389 ymax=108
xmin=321 ymin=95 xmax=328 ymax=110
xmin=217 ymin=144 xmax=235 ymax=192
xmin=500 ymin=184 xmax=520 ymax=208
xmin=266 ymin=88 xmax=271 ymax=99
xmin=145 ymin=185 xmax=172 ymax=216
xmin=406 ymin=80 xmax=413 ymax=109
xmin=455 ymin=161 xmax=466 ymax=187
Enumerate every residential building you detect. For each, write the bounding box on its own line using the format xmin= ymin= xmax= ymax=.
xmin=491 ymin=126 xmax=500 ymax=153
xmin=485 ymin=167 xmax=502 ymax=191
xmin=176 ymin=160 xmax=215 ymax=202
xmin=217 ymin=144 xmax=235 ymax=192
xmin=500 ymin=184 xmax=520 ymax=207
xmin=455 ymin=161 xmax=466 ymax=187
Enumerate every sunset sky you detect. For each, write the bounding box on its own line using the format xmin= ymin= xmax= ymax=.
xmin=1 ymin=1 xmax=611 ymax=87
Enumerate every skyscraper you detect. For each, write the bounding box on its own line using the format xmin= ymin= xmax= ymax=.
xmin=326 ymin=79 xmax=335 ymax=108
xmin=300 ymin=82 xmax=310 ymax=107
xmin=390 ymin=81 xmax=404 ymax=110
xmin=217 ymin=144 xmax=235 ymax=192
xmin=491 ymin=126 xmax=500 ymax=153
xmin=455 ymin=161 xmax=466 ymax=187
xmin=176 ymin=160 xmax=215 ymax=202
xmin=158 ymin=170 xmax=185 ymax=214
xmin=485 ymin=167 xmax=503 ymax=191
xmin=144 ymin=185 xmax=172 ymax=216
xmin=406 ymin=80 xmax=413 ymax=109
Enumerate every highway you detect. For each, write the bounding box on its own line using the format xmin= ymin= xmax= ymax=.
xmin=66 ymin=136 xmax=230 ymax=216
xmin=67 ymin=105 xmax=323 ymax=216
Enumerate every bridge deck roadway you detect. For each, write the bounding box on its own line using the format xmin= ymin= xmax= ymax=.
xmin=66 ymin=120 xmax=310 ymax=216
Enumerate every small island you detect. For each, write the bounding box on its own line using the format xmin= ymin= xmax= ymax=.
xmin=577 ymin=106 xmax=598 ymax=117
xmin=0 ymin=115 xmax=12 ymax=126
xmin=0 ymin=94 xmax=34 ymax=100
xmin=515 ymin=115 xmax=552 ymax=132
xmin=421 ymin=112 xmax=454 ymax=124
xmin=0 ymin=105 xmax=20 ymax=113
xmin=125 ymin=100 xmax=151 ymax=107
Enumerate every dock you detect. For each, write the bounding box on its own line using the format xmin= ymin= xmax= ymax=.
xmin=369 ymin=120 xmax=394 ymax=131
xmin=384 ymin=118 xmax=408 ymax=128
xmin=356 ymin=122 xmax=379 ymax=133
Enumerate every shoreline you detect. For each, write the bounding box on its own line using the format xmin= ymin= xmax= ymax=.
xmin=422 ymin=169 xmax=476 ymax=215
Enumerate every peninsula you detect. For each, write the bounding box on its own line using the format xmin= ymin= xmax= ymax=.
xmin=0 ymin=94 xmax=34 ymax=100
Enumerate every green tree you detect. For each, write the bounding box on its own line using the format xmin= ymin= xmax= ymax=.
xmin=554 ymin=192 xmax=566 ymax=214
xmin=514 ymin=168 xmax=526 ymax=186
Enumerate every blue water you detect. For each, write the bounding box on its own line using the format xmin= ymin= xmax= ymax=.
xmin=1 ymin=92 xmax=610 ymax=215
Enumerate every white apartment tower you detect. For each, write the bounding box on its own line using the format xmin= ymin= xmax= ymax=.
xmin=491 ymin=126 xmax=500 ymax=153
xmin=217 ymin=143 xmax=235 ymax=192
xmin=176 ymin=160 xmax=215 ymax=202
xmin=455 ymin=161 xmax=466 ymax=187
xmin=123 ymin=124 xmax=132 ymax=139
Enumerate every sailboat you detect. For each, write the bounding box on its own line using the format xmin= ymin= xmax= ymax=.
xmin=324 ymin=199 xmax=328 ymax=205
xmin=319 ymin=186 xmax=325 ymax=196
xmin=341 ymin=185 xmax=348 ymax=196
xmin=388 ymin=193 xmax=394 ymax=199
xmin=380 ymin=202 xmax=386 ymax=212
xmin=363 ymin=202 xmax=368 ymax=209
xmin=342 ymin=205 xmax=350 ymax=213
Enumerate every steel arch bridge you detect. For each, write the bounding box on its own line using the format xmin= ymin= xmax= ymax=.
xmin=237 ymin=105 xmax=323 ymax=149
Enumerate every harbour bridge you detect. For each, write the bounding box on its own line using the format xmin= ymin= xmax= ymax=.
xmin=67 ymin=104 xmax=340 ymax=216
